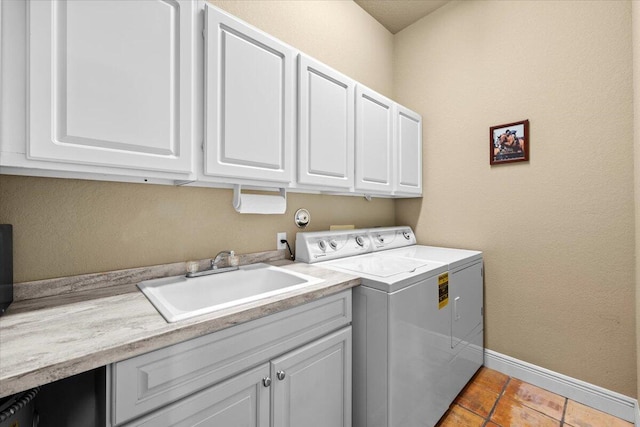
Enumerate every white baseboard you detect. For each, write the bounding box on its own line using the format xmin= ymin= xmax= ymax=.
xmin=484 ymin=349 xmax=636 ymax=423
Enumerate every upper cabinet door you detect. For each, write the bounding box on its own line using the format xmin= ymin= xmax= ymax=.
xmin=395 ymin=105 xmax=423 ymax=196
xmin=355 ymin=85 xmax=394 ymax=194
xmin=298 ymin=54 xmax=354 ymax=189
xmin=28 ymin=0 xmax=195 ymax=174
xmin=204 ymin=4 xmax=295 ymax=183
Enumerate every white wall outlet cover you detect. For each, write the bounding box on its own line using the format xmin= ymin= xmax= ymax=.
xmin=277 ymin=232 xmax=287 ymax=249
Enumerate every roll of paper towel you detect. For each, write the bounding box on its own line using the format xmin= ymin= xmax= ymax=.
xmin=233 ymin=186 xmax=286 ymax=214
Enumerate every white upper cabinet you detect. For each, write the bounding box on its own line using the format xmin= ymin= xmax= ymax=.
xmin=2 ymin=1 xmax=422 ymax=195
xmin=27 ymin=0 xmax=196 ymax=175
xmin=204 ymin=4 xmax=295 ymax=184
xmin=297 ymin=54 xmax=354 ymax=190
xmin=355 ymin=85 xmax=395 ymax=194
xmin=395 ymin=105 xmax=423 ymax=196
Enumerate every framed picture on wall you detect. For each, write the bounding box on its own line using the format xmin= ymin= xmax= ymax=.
xmin=490 ymin=119 xmax=529 ymax=165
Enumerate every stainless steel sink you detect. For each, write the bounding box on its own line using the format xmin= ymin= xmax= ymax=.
xmin=138 ymin=263 xmax=324 ymax=322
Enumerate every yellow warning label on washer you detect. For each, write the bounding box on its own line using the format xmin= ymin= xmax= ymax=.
xmin=438 ymin=273 xmax=449 ymax=309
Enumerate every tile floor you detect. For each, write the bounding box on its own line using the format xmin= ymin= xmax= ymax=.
xmin=436 ymin=367 xmax=634 ymax=427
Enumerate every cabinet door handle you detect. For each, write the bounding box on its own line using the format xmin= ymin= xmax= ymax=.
xmin=454 ymin=296 xmax=461 ymax=321
xmin=263 ymin=377 xmax=272 ymax=387
xmin=276 ymin=370 xmax=286 ymax=381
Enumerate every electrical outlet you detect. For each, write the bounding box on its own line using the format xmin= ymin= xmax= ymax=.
xmin=277 ymin=232 xmax=287 ymax=250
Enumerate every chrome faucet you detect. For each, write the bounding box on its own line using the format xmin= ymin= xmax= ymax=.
xmin=185 ymin=250 xmax=239 ymax=278
xmin=212 ymin=250 xmax=232 ymax=269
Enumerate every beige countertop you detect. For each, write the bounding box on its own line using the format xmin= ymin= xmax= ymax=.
xmin=0 ymin=260 xmax=360 ymax=398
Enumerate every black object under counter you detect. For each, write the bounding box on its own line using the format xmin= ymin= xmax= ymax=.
xmin=0 ymin=224 xmax=13 ymax=315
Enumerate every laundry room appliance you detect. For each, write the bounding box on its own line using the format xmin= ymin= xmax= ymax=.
xmin=296 ymin=226 xmax=484 ymax=427
xmin=373 ymin=227 xmax=485 ymax=418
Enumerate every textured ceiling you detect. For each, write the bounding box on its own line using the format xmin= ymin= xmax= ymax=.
xmin=355 ymin=0 xmax=451 ymax=34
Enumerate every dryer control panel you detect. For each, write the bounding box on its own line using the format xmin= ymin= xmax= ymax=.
xmin=295 ymin=226 xmax=416 ymax=263
xmin=369 ymin=226 xmax=416 ymax=251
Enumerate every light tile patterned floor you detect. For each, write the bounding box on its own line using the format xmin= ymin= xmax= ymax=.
xmin=436 ymin=367 xmax=634 ymax=427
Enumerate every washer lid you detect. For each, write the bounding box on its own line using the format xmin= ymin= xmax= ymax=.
xmin=382 ymin=246 xmax=482 ymax=270
xmin=326 ymin=254 xmax=430 ymax=278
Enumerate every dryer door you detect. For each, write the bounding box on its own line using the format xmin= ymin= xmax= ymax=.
xmin=451 ymin=261 xmax=484 ymax=349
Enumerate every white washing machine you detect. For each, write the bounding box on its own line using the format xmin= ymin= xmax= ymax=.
xmin=373 ymin=227 xmax=485 ymax=419
xmin=296 ymin=227 xmax=484 ymax=427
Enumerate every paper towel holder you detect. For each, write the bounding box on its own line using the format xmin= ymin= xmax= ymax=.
xmin=233 ymin=185 xmax=287 ymax=214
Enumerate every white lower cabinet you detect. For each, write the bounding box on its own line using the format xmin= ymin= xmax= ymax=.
xmin=124 ymin=363 xmax=271 ymax=427
xmin=108 ymin=291 xmax=352 ymax=427
xmin=272 ymin=328 xmax=351 ymax=427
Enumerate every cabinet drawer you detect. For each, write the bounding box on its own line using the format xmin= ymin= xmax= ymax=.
xmin=111 ymin=290 xmax=351 ymax=425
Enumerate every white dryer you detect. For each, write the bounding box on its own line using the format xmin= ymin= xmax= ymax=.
xmin=296 ymin=227 xmax=484 ymax=427
xmin=373 ymin=227 xmax=485 ymax=414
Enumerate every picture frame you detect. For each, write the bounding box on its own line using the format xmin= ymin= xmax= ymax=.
xmin=490 ymin=119 xmax=529 ymax=165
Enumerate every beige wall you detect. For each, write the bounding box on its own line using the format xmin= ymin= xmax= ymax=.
xmin=634 ymin=0 xmax=640 ymax=402
xmin=394 ymin=0 xmax=636 ymax=397
xmin=0 ymin=0 xmax=395 ymax=283
xmin=0 ymin=176 xmax=394 ymax=282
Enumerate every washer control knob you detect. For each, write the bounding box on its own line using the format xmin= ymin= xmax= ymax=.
xmin=377 ymin=235 xmax=385 ymax=244
xmin=318 ymin=240 xmax=326 ymax=251
xmin=355 ymin=236 xmax=365 ymax=247
xmin=403 ymin=231 xmax=411 ymax=240
xmin=329 ymin=240 xmax=338 ymax=250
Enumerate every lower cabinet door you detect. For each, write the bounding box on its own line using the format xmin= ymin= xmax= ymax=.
xmin=124 ymin=363 xmax=270 ymax=427
xmin=271 ymin=327 xmax=352 ymax=427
